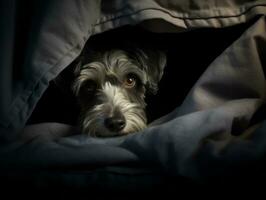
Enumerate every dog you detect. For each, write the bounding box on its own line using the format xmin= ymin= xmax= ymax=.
xmin=72 ymin=47 xmax=166 ymax=137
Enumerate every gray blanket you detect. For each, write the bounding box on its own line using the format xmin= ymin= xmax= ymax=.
xmin=1 ymin=0 xmax=266 ymax=189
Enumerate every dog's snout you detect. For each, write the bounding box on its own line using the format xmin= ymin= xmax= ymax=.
xmin=104 ymin=116 xmax=126 ymax=132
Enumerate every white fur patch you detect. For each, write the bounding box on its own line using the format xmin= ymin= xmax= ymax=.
xmin=101 ymin=82 xmax=146 ymax=134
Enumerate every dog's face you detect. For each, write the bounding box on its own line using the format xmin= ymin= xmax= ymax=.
xmin=72 ymin=49 xmax=166 ymax=137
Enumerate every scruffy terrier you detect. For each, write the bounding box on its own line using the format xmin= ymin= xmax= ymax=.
xmin=72 ymin=48 xmax=166 ymax=137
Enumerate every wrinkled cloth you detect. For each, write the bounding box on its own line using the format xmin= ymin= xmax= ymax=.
xmin=1 ymin=0 xmax=266 ymax=187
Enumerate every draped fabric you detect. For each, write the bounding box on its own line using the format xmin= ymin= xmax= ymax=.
xmin=1 ymin=0 xmax=266 ymax=191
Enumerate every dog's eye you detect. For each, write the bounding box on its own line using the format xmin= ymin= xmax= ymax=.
xmin=124 ymin=74 xmax=137 ymax=88
xmin=81 ymin=80 xmax=97 ymax=95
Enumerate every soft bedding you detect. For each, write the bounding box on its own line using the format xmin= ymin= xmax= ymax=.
xmin=1 ymin=0 xmax=266 ymax=193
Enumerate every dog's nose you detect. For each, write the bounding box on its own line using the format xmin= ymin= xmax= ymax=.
xmin=104 ymin=116 xmax=126 ymax=132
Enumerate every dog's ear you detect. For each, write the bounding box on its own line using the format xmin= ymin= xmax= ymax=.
xmin=145 ymin=50 xmax=167 ymax=94
xmin=132 ymin=49 xmax=167 ymax=95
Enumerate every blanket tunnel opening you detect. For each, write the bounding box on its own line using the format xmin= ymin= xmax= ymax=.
xmin=27 ymin=20 xmax=255 ymax=128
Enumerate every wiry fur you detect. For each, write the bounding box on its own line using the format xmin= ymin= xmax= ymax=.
xmin=80 ymin=82 xmax=146 ymax=137
xmin=72 ymin=49 xmax=166 ymax=137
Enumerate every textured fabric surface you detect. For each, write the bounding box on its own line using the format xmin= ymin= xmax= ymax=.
xmin=0 ymin=0 xmax=266 ymax=191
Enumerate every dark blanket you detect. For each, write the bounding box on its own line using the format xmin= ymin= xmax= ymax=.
xmin=1 ymin=0 xmax=266 ymax=194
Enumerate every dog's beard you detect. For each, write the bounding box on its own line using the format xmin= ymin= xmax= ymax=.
xmin=80 ymin=82 xmax=147 ymax=137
